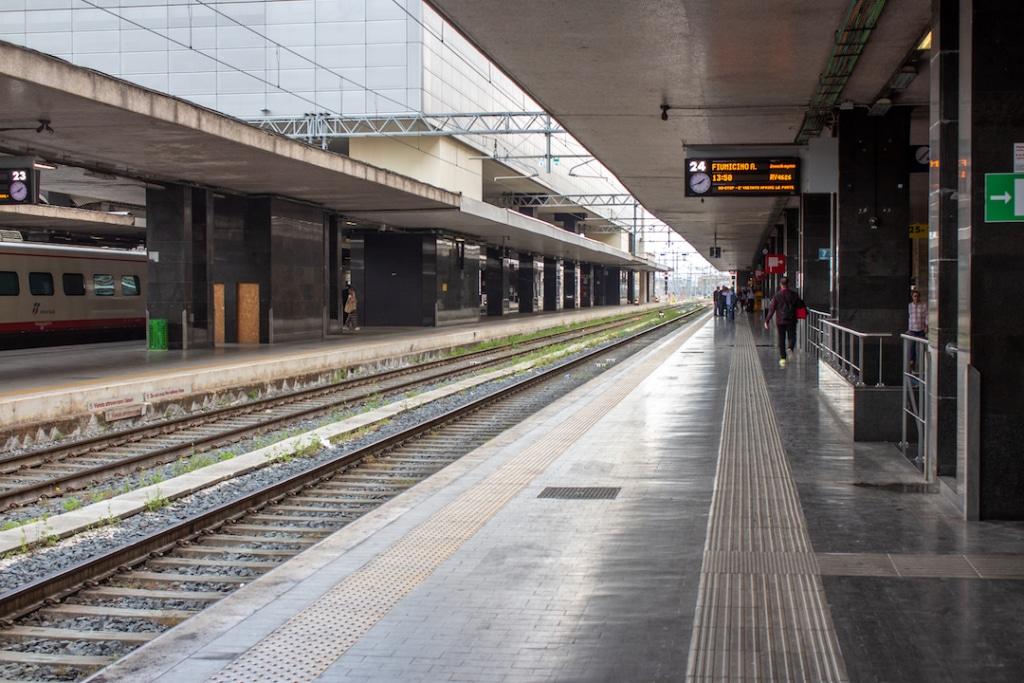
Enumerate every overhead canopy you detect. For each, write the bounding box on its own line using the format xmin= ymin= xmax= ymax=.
xmin=425 ymin=0 xmax=931 ymax=269
xmin=351 ymin=197 xmax=662 ymax=270
xmin=0 ymin=41 xmax=651 ymax=270
xmin=0 ymin=204 xmax=139 ymax=236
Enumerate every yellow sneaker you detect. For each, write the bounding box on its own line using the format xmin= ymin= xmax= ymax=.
xmin=779 ymin=358 xmax=787 ymax=367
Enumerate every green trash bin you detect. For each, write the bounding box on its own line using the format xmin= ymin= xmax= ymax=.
xmin=148 ymin=319 xmax=168 ymax=351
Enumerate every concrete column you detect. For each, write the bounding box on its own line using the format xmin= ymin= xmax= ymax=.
xmin=800 ymin=193 xmax=834 ymax=312
xmin=956 ymin=0 xmax=1024 ymax=519
xmin=543 ymin=257 xmax=563 ymax=311
xmin=517 ymin=253 xmax=541 ymax=313
xmin=146 ymin=183 xmax=212 ymax=349
xmin=837 ymin=107 xmax=912 ymax=385
xmin=928 ymin=0 xmax=960 ymax=479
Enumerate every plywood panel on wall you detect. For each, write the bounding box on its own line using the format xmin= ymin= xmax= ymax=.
xmin=213 ymin=283 xmax=225 ymax=345
xmin=237 ymin=282 xmax=260 ymax=344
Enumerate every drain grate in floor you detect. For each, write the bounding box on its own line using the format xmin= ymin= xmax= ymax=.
xmin=538 ymin=487 xmax=621 ymax=500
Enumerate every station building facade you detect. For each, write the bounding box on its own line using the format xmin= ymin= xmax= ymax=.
xmin=0 ymin=0 xmax=661 ymax=340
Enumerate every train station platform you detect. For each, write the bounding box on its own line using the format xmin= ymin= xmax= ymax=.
xmin=91 ymin=315 xmax=1024 ymax=683
xmin=0 ymin=305 xmax=661 ymax=439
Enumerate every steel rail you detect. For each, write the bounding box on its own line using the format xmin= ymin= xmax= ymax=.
xmin=0 ymin=306 xmax=703 ymax=623
xmin=0 ymin=312 xmax=653 ymax=505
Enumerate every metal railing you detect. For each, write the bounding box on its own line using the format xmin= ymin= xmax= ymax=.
xmin=900 ymin=333 xmax=933 ymax=479
xmin=818 ymin=320 xmax=892 ymax=386
xmin=802 ymin=307 xmax=833 ymax=354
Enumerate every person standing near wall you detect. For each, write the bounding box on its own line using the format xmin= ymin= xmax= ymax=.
xmin=764 ymin=277 xmax=800 ymax=367
xmin=907 ymin=288 xmax=927 ymax=371
xmin=343 ymin=283 xmax=359 ymax=332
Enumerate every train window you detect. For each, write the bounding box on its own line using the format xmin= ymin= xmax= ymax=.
xmin=93 ymin=273 xmax=115 ymax=296
xmin=63 ymin=273 xmax=85 ymax=296
xmin=121 ymin=275 xmax=141 ymax=296
xmin=29 ymin=272 xmax=54 ymax=296
xmin=0 ymin=271 xmax=17 ymax=296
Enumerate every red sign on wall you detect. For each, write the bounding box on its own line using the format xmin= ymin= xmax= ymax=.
xmin=764 ymin=253 xmax=786 ymax=274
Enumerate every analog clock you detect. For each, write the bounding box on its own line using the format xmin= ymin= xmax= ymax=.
xmin=9 ymin=181 xmax=27 ymax=202
xmin=689 ymin=172 xmax=711 ymax=194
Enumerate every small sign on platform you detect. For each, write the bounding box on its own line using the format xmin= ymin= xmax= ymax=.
xmin=105 ymin=404 xmax=147 ymax=422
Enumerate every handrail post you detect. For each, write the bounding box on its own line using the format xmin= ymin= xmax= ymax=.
xmin=857 ymin=335 xmax=864 ymax=386
xmin=877 ymin=337 xmax=884 ymax=387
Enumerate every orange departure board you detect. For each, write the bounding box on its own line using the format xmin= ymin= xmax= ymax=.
xmin=685 ymin=158 xmax=800 ymax=197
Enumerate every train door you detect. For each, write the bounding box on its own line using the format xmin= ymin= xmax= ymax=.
xmin=237 ymin=282 xmax=260 ymax=344
xmin=213 ymin=283 xmax=225 ymax=346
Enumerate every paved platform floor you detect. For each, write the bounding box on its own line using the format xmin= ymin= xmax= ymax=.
xmin=0 ymin=305 xmax=655 ymax=431
xmin=92 ymin=315 xmax=1024 ymax=683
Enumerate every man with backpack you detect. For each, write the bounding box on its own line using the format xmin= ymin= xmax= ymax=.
xmin=763 ymin=277 xmax=803 ymax=367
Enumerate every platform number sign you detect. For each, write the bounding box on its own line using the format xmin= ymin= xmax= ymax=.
xmin=0 ymin=167 xmax=35 ymax=205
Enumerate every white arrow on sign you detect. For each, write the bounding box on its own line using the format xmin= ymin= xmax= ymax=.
xmin=991 ymin=192 xmax=1012 ymax=204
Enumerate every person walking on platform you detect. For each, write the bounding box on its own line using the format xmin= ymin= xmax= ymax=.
xmin=722 ymin=287 xmax=737 ymax=321
xmin=713 ymin=286 xmax=722 ymax=316
xmin=764 ymin=277 xmax=801 ymax=367
xmin=342 ymin=283 xmax=359 ymax=332
xmin=907 ymin=288 xmax=928 ymax=372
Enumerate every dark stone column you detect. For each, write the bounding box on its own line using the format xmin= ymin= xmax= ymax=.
xmin=269 ymin=199 xmax=325 ymax=342
xmin=554 ymin=212 xmax=584 ymax=234
xmin=146 ymin=184 xmax=190 ymax=349
xmin=580 ymin=263 xmax=593 ymax=307
xmin=209 ymin=195 xmax=270 ymax=343
xmin=328 ymin=215 xmax=340 ymax=331
xmin=563 ymin=261 xmax=580 ymax=309
xmin=929 ymin=0 xmax=960 ymax=479
xmin=837 ymin=107 xmax=912 ymax=385
xmin=351 ymin=232 xmax=424 ymax=326
xmin=800 ymin=193 xmax=834 ymax=312
xmin=146 ymin=183 xmax=213 ymax=349
xmin=957 ymin=0 xmax=1024 ymax=519
xmin=517 ymin=253 xmax=542 ymax=312
xmin=543 ymin=257 xmax=563 ymax=311
xmin=784 ymin=208 xmax=799 ymax=285
xmin=485 ymin=247 xmax=506 ymax=316
xmin=435 ymin=237 xmax=481 ymax=325
xmin=190 ymin=188 xmax=213 ymax=347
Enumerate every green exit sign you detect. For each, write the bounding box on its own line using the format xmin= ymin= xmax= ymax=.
xmin=985 ymin=173 xmax=1024 ymax=222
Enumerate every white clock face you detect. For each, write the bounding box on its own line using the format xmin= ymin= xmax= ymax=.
xmin=689 ymin=172 xmax=711 ymax=194
xmin=9 ymin=181 xmax=27 ymax=202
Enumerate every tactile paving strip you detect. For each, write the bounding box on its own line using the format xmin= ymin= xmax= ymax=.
xmin=207 ymin=315 xmax=710 ymax=683
xmin=687 ymin=322 xmax=848 ymax=682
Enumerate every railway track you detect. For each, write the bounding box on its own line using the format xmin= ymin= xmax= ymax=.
xmin=0 ymin=310 xmax=663 ymax=513
xmin=0 ymin=307 xmax=702 ymax=682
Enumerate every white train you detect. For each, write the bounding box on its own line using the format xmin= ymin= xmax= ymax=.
xmin=0 ymin=241 xmax=147 ymax=349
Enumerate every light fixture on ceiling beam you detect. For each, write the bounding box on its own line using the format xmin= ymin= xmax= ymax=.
xmin=867 ymin=97 xmax=892 ymax=117
xmin=889 ymin=66 xmax=918 ymax=91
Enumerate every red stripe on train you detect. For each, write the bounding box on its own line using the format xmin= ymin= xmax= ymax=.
xmin=0 ymin=318 xmax=146 ymax=333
